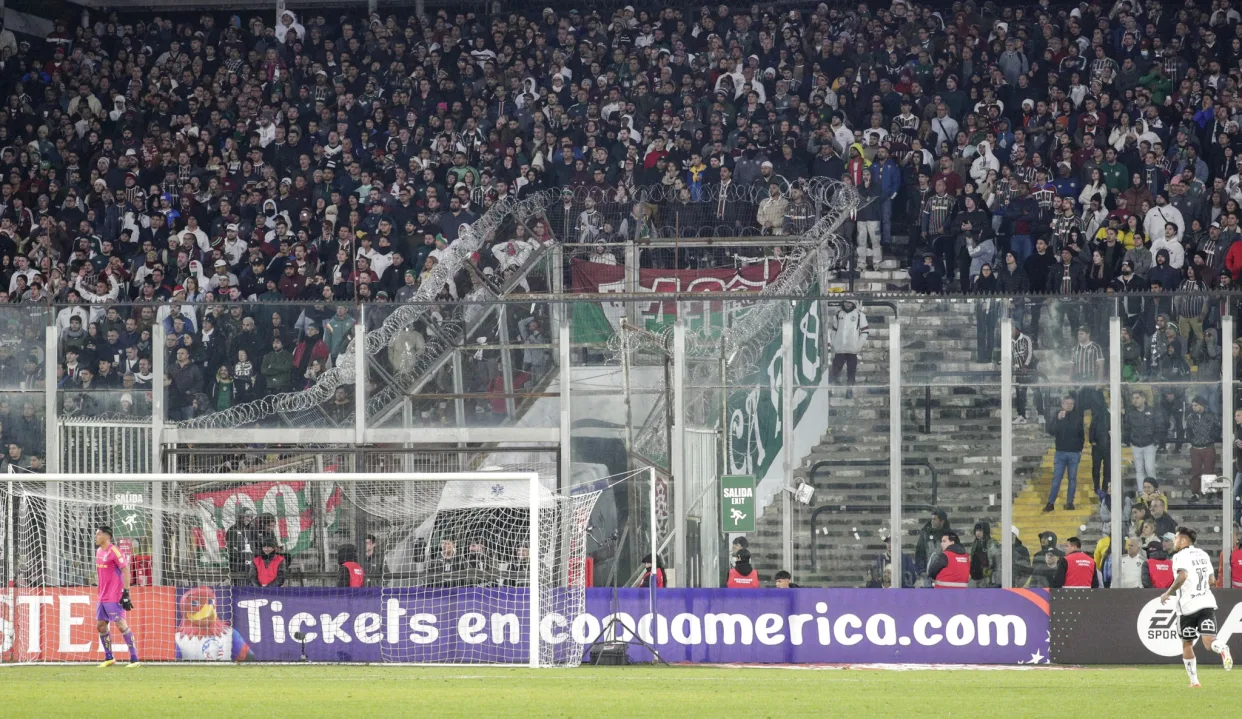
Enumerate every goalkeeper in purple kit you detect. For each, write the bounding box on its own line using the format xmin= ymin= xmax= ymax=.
xmin=94 ymin=525 xmax=141 ymax=668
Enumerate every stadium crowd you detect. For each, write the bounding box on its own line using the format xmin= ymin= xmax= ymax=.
xmin=0 ymin=4 xmax=1231 ymax=378
xmin=0 ymin=1 xmax=1237 ymax=531
xmin=899 ymin=498 xmax=1211 ymax=589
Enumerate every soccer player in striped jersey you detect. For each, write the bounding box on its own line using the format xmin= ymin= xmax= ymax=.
xmin=95 ymin=525 xmax=142 ymax=668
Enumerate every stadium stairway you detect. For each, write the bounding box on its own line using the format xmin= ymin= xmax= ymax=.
xmin=743 ymin=291 xmax=1225 ymax=588
xmin=747 ymin=299 xmax=1036 ymax=587
xmin=1009 ymin=417 xmax=1113 ymax=550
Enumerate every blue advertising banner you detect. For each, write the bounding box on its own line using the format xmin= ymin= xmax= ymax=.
xmin=212 ymin=587 xmax=1050 ymax=665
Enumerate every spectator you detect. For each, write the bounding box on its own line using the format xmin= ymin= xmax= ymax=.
xmin=224 ymin=508 xmax=259 ymax=582
xmin=870 ymin=534 xmax=917 ymax=589
xmin=1129 ymin=504 xmax=1152 ymax=539
xmin=363 ymin=534 xmax=384 ymax=586
xmin=967 ymin=522 xmax=1001 ymax=588
xmin=464 ymin=539 xmax=489 ymax=572
xmin=928 ymin=532 xmax=970 ymax=589
xmin=1234 ymin=409 xmax=1242 ymax=503
xmin=1089 ymin=404 xmax=1113 ymax=503
xmin=1185 ymin=396 xmax=1221 ymax=501
xmin=1150 ymin=498 xmax=1179 ymax=537
xmin=730 ymin=537 xmax=749 ymax=562
xmin=1011 ymin=527 xmax=1033 ymax=587
xmin=1142 ymin=540 xmax=1174 ymax=590
xmin=1026 ymin=548 xmax=1061 ymax=589
xmin=1137 ymin=478 xmax=1169 ymax=511
xmin=909 ymin=252 xmax=944 ymax=294
xmin=914 ymin=509 xmax=951 ymax=583
xmin=517 ymin=315 xmax=551 ymax=378
xmin=640 ymin=554 xmax=666 ymax=589
xmin=430 ymin=539 xmax=458 ymax=576
xmin=248 ymin=536 xmax=286 ymax=588
xmin=855 ymin=173 xmax=882 ymax=271
xmin=260 ymin=338 xmax=295 ymax=393
xmin=828 ymin=300 xmax=869 ymax=398
xmin=336 ymin=544 xmax=365 ymax=588
xmin=1116 ymin=537 xmax=1145 ymax=589
xmin=757 ymin=183 xmax=787 ymax=237
xmin=726 ymin=549 xmax=760 ymax=588
xmin=1011 ymin=324 xmax=1037 ymax=424
xmin=1052 ymin=537 xmax=1100 ymax=588
xmin=167 ymin=347 xmax=204 ymax=421
xmin=1045 ymin=395 xmax=1085 ymax=513
xmin=773 ymin=570 xmax=800 ymax=589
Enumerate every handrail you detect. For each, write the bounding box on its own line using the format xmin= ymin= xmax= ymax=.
xmin=803 ymin=459 xmax=938 ymax=572
xmin=917 ymin=370 xmax=1001 ymax=434
xmin=808 ymin=502 xmax=938 ymax=573
xmin=807 ymin=458 xmax=938 ymax=507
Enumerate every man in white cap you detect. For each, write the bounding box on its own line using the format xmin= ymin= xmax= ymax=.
xmin=208 ymin=259 xmax=238 ymax=292
xmin=222 ymin=224 xmax=247 ymax=266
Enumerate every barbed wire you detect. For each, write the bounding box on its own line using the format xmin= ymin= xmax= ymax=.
xmin=181 ymin=190 xmax=562 ymax=429
xmin=622 ymin=177 xmax=861 ymax=462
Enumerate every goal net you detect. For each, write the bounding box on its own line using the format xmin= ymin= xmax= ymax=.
xmin=0 ymin=472 xmax=599 ymax=666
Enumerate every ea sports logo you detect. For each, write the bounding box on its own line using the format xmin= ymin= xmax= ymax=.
xmin=1136 ymin=597 xmax=1183 ymax=657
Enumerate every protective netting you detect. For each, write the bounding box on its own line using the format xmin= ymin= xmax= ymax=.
xmin=0 ymin=474 xmax=598 ymax=666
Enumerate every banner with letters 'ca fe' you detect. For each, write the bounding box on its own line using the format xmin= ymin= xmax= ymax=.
xmin=183 ymin=587 xmax=1051 ymax=664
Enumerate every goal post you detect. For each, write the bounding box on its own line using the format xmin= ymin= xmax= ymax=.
xmin=0 ymin=471 xmax=598 ymax=667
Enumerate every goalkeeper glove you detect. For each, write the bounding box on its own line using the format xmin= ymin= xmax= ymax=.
xmin=120 ymin=590 xmax=134 ymax=611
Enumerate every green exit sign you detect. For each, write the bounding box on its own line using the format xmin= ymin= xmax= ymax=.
xmin=720 ymin=475 xmax=756 ymax=533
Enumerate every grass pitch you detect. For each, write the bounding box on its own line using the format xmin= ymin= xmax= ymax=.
xmin=0 ymin=664 xmax=1236 ymax=717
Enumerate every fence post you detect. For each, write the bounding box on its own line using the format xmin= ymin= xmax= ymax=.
xmin=624 ymin=243 xmax=639 ymax=326
xmin=559 ymin=314 xmax=573 ymax=500
xmin=1109 ymin=313 xmax=1123 ymax=588
xmin=151 ymin=323 xmax=165 ymax=473
xmin=497 ymin=305 xmax=517 ymax=419
xmin=781 ymin=318 xmax=795 ymax=573
xmin=44 ymin=326 xmax=59 ymax=473
xmin=1000 ymin=314 xmax=1013 ymax=589
xmin=889 ymin=320 xmax=902 ymax=590
xmin=673 ymin=319 xmax=687 ymax=584
xmin=354 ymin=307 xmax=366 ymax=445
xmin=1223 ymin=312 xmax=1235 ymax=588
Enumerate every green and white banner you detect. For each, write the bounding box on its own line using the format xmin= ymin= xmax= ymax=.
xmin=725 ymin=294 xmax=824 ymax=481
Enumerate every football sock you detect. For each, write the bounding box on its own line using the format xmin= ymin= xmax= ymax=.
xmin=99 ymin=631 xmax=114 ymax=661
xmin=122 ymin=631 xmax=139 ymax=662
xmin=1211 ymin=640 xmax=1225 ymax=653
xmin=1185 ymin=658 xmax=1198 ymax=684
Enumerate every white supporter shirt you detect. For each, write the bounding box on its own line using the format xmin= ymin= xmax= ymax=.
xmin=1171 ymin=546 xmax=1217 ymax=615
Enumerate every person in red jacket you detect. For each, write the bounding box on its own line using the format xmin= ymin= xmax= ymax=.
xmin=336 ymin=544 xmax=366 ymax=588
xmin=726 ymin=549 xmax=761 ymax=588
xmin=1053 ymin=537 xmax=1100 ymax=587
xmin=1225 ymin=234 xmax=1242 ymax=281
xmin=1217 ymin=530 xmax=1242 ymax=588
xmin=928 ymin=532 xmax=970 ymax=588
xmin=1143 ymin=541 xmax=1175 ymax=589
xmin=640 ymin=554 xmax=665 ymax=588
xmin=248 ymin=535 xmax=286 ymax=587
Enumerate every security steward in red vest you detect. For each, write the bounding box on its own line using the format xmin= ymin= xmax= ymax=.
xmin=1218 ymin=534 xmax=1242 ymax=588
xmin=336 ymin=544 xmax=366 ymax=588
xmin=1142 ymin=541 xmax=1174 ymax=589
xmin=726 ymin=549 xmax=760 ymax=588
xmin=249 ymin=535 xmax=287 ymax=587
xmin=928 ymin=532 xmax=970 ymax=588
xmin=1053 ymin=537 xmax=1099 ymax=588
